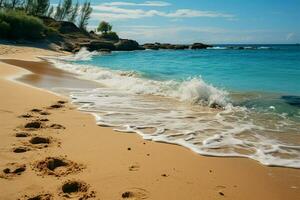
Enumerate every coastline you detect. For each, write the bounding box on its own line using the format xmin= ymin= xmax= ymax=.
xmin=0 ymin=44 xmax=299 ymax=199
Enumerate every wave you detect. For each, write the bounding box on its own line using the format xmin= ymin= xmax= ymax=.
xmin=46 ymin=50 xmax=300 ymax=169
xmin=48 ymin=58 xmax=229 ymax=108
xmin=58 ymin=47 xmax=99 ymax=61
xmin=208 ymin=46 xmax=273 ymax=50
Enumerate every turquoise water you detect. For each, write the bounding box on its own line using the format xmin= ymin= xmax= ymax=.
xmin=76 ymin=45 xmax=300 ymax=95
xmin=51 ymin=44 xmax=300 ymax=168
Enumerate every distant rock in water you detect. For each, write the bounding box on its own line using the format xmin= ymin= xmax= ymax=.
xmin=142 ymin=42 xmax=212 ymax=50
xmin=190 ymin=43 xmax=213 ymax=49
xmin=281 ymin=95 xmax=300 ymax=107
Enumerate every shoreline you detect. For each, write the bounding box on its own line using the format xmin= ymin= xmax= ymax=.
xmin=0 ymin=44 xmax=299 ymax=199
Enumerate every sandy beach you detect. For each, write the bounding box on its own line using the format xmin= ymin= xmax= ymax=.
xmin=0 ymin=43 xmax=299 ymax=200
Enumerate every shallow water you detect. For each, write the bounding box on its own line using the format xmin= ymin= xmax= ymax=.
xmin=48 ymin=45 xmax=300 ymax=168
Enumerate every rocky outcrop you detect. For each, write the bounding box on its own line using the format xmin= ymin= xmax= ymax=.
xmin=114 ymin=39 xmax=144 ymax=51
xmin=83 ymin=41 xmax=116 ymax=51
xmin=40 ymin=17 xmax=212 ymax=53
xmin=190 ymin=43 xmax=213 ymax=49
xmin=142 ymin=43 xmax=211 ymax=50
xmin=58 ymin=21 xmax=83 ymax=34
xmin=143 ymin=43 xmax=160 ymax=50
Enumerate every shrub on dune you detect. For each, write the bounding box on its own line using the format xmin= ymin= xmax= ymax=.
xmin=0 ymin=20 xmax=10 ymax=38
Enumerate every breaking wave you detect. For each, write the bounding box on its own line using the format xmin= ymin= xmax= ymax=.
xmin=49 ymin=59 xmax=229 ymax=108
xmin=58 ymin=47 xmax=99 ymax=61
xmin=46 ymin=49 xmax=300 ymax=168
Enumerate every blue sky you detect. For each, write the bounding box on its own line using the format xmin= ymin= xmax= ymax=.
xmin=51 ymin=0 xmax=300 ymax=44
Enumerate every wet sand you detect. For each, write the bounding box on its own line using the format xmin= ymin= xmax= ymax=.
xmin=0 ymin=43 xmax=299 ymax=200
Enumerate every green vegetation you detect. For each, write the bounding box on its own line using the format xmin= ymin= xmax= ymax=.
xmin=78 ymin=0 xmax=92 ymax=30
xmin=68 ymin=1 xmax=79 ymax=23
xmin=101 ymin=31 xmax=119 ymax=41
xmin=97 ymin=21 xmax=119 ymax=41
xmin=0 ymin=10 xmax=46 ymax=39
xmin=97 ymin=21 xmax=112 ymax=34
xmin=0 ymin=0 xmax=121 ymax=42
xmin=54 ymin=0 xmax=88 ymax=30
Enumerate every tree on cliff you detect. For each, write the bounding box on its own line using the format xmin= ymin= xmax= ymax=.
xmin=78 ymin=0 xmax=92 ymax=30
xmin=68 ymin=0 xmax=78 ymax=23
xmin=61 ymin=0 xmax=72 ymax=20
xmin=97 ymin=21 xmax=112 ymax=34
xmin=24 ymin=0 xmax=50 ymax=16
xmin=47 ymin=5 xmax=53 ymax=17
xmin=35 ymin=0 xmax=50 ymax=16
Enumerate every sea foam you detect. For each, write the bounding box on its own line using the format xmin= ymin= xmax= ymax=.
xmin=49 ymin=56 xmax=229 ymax=108
xmin=46 ymin=49 xmax=300 ymax=168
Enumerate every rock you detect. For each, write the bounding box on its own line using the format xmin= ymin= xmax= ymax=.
xmin=99 ymin=48 xmax=111 ymax=53
xmin=143 ymin=43 xmax=190 ymax=50
xmin=143 ymin=43 xmax=159 ymax=50
xmin=60 ymin=41 xmax=78 ymax=52
xmin=190 ymin=43 xmax=212 ymax=49
xmin=159 ymin=43 xmax=172 ymax=49
xmin=114 ymin=39 xmax=143 ymax=51
xmin=58 ymin=21 xmax=82 ymax=34
xmin=83 ymin=41 xmax=116 ymax=51
xmin=173 ymin=44 xmax=189 ymax=50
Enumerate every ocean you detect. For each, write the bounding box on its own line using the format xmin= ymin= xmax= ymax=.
xmin=48 ymin=44 xmax=300 ymax=168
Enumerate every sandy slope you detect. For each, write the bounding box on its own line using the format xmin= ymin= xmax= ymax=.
xmin=0 ymin=44 xmax=299 ymax=200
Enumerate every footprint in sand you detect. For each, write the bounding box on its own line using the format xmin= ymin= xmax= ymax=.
xmin=18 ymin=136 xmax=57 ymax=150
xmin=121 ymin=188 xmax=149 ymax=199
xmin=33 ymin=157 xmax=84 ymax=177
xmin=28 ymin=108 xmax=50 ymax=116
xmin=49 ymin=123 xmax=65 ymax=129
xmin=57 ymin=100 xmax=67 ymax=105
xmin=59 ymin=180 xmax=96 ymax=199
xmin=0 ymin=163 xmax=26 ymax=179
xmin=30 ymin=108 xmax=43 ymax=113
xmin=13 ymin=146 xmax=30 ymax=153
xmin=29 ymin=136 xmax=51 ymax=145
xmin=24 ymin=121 xmax=43 ymax=130
xmin=15 ymin=132 xmax=30 ymax=138
xmin=27 ymin=136 xmax=53 ymax=149
xmin=40 ymin=111 xmax=51 ymax=116
xmin=47 ymin=100 xmax=68 ymax=110
xmin=19 ymin=114 xmax=33 ymax=118
xmin=18 ymin=193 xmax=53 ymax=200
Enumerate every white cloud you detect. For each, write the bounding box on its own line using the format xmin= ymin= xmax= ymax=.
xmin=91 ymin=5 xmax=235 ymax=21
xmin=102 ymin=1 xmax=171 ymax=7
xmin=114 ymin=25 xmax=281 ymax=44
xmin=115 ymin=25 xmax=229 ymax=43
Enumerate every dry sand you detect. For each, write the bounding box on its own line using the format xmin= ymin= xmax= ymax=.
xmin=0 ymin=43 xmax=299 ymax=200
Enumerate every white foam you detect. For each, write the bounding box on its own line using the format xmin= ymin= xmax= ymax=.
xmin=207 ymin=46 xmax=228 ymax=50
xmin=46 ymin=53 xmax=300 ymax=169
xmin=48 ymin=59 xmax=229 ymax=107
xmin=57 ymin=47 xmax=99 ymax=61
